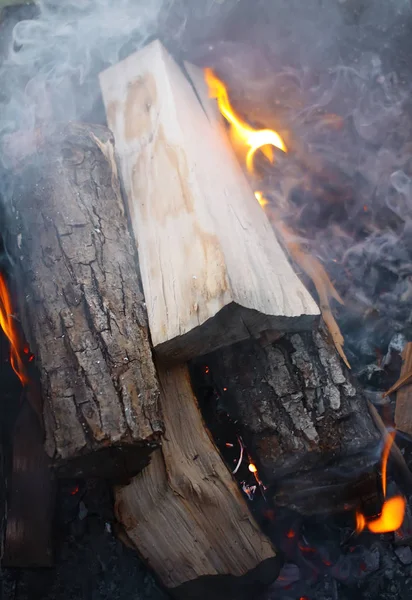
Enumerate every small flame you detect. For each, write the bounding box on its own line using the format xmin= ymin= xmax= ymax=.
xmin=204 ymin=68 xmax=287 ymax=174
xmin=248 ymin=463 xmax=257 ymax=473
xmin=367 ymin=496 xmax=406 ymax=534
xmin=0 ymin=273 xmax=29 ymax=386
xmin=356 ymin=430 xmax=405 ymax=534
xmin=254 ymin=191 xmax=269 ymax=208
xmin=381 ymin=430 xmax=395 ymax=497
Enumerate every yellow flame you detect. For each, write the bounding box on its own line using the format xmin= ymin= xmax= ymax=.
xmin=204 ymin=68 xmax=287 ymax=174
xmin=254 ymin=191 xmax=269 ymax=208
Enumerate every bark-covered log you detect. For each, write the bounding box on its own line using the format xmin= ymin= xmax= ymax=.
xmin=115 ymin=361 xmax=280 ymax=600
xmin=191 ymin=324 xmax=382 ymax=514
xmin=5 ymin=122 xmax=163 ymax=477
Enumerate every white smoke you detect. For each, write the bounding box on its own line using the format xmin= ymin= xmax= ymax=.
xmin=0 ymin=0 xmax=166 ymax=136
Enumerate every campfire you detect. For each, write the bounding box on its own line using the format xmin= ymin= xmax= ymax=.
xmin=1 ymin=2 xmax=412 ymax=600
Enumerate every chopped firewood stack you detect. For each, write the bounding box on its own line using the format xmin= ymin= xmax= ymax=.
xmin=98 ymin=40 xmax=382 ymax=597
xmin=0 ymin=35 xmax=387 ymax=599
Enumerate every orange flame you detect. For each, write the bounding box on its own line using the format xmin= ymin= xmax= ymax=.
xmin=381 ymin=430 xmax=395 ymax=497
xmin=356 ymin=430 xmax=405 ymax=534
xmin=254 ymin=191 xmax=269 ymax=208
xmin=367 ymin=496 xmax=406 ymax=534
xmin=0 ymin=273 xmax=28 ymax=386
xmin=204 ymin=68 xmax=287 ymax=174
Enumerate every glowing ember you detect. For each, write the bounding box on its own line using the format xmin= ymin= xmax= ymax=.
xmin=0 ymin=273 xmax=29 ymax=386
xmin=204 ymin=68 xmax=287 ymax=174
xmin=248 ymin=463 xmax=257 ymax=473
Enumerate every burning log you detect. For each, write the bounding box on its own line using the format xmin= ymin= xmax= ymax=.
xmin=99 ymin=40 xmax=319 ymax=362
xmin=191 ymin=324 xmax=382 ymax=515
xmin=4 ymin=122 xmax=163 ymax=477
xmin=115 ymin=361 xmax=279 ymax=600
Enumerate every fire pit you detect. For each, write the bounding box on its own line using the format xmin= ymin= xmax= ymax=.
xmin=1 ymin=1 xmax=412 ymax=600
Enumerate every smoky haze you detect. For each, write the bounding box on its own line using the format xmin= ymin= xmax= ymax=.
xmin=1 ymin=0 xmax=412 ymax=368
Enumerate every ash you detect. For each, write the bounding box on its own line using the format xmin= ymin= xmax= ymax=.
xmin=1 ymin=479 xmax=169 ymax=600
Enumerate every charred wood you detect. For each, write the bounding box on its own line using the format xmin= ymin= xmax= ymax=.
xmin=191 ymin=324 xmax=382 ymax=515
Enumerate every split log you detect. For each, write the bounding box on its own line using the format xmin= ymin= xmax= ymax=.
xmin=5 ymin=122 xmax=163 ymax=477
xmin=115 ymin=361 xmax=280 ymax=600
xmin=395 ymin=343 xmax=412 ymax=436
xmin=191 ymin=324 xmax=382 ymax=515
xmin=99 ymin=40 xmax=319 ymax=362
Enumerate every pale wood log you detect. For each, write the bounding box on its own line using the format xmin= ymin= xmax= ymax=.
xmin=99 ymin=40 xmax=319 ymax=362
xmin=395 ymin=343 xmax=412 ymax=436
xmin=115 ymin=361 xmax=279 ymax=599
xmin=6 ymin=123 xmax=163 ymax=477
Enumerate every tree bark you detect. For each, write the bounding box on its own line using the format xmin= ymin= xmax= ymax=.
xmin=115 ymin=361 xmax=280 ymax=600
xmin=5 ymin=122 xmax=163 ymax=477
xmin=191 ymin=324 xmax=382 ymax=514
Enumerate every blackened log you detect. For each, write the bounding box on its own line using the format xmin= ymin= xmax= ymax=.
xmin=5 ymin=123 xmax=163 ymax=477
xmin=191 ymin=325 xmax=382 ymax=514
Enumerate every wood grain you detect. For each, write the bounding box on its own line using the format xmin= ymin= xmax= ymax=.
xmin=115 ymin=361 xmax=277 ymax=593
xmin=99 ymin=40 xmax=319 ymax=361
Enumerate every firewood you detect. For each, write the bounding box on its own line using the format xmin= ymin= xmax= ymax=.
xmin=115 ymin=361 xmax=279 ymax=599
xmin=5 ymin=123 xmax=163 ymax=477
xmin=395 ymin=343 xmax=412 ymax=436
xmin=191 ymin=324 xmax=382 ymax=512
xmin=99 ymin=40 xmax=319 ymax=362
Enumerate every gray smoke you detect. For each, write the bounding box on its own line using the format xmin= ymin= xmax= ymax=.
xmin=1 ymin=0 xmax=412 ymax=370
